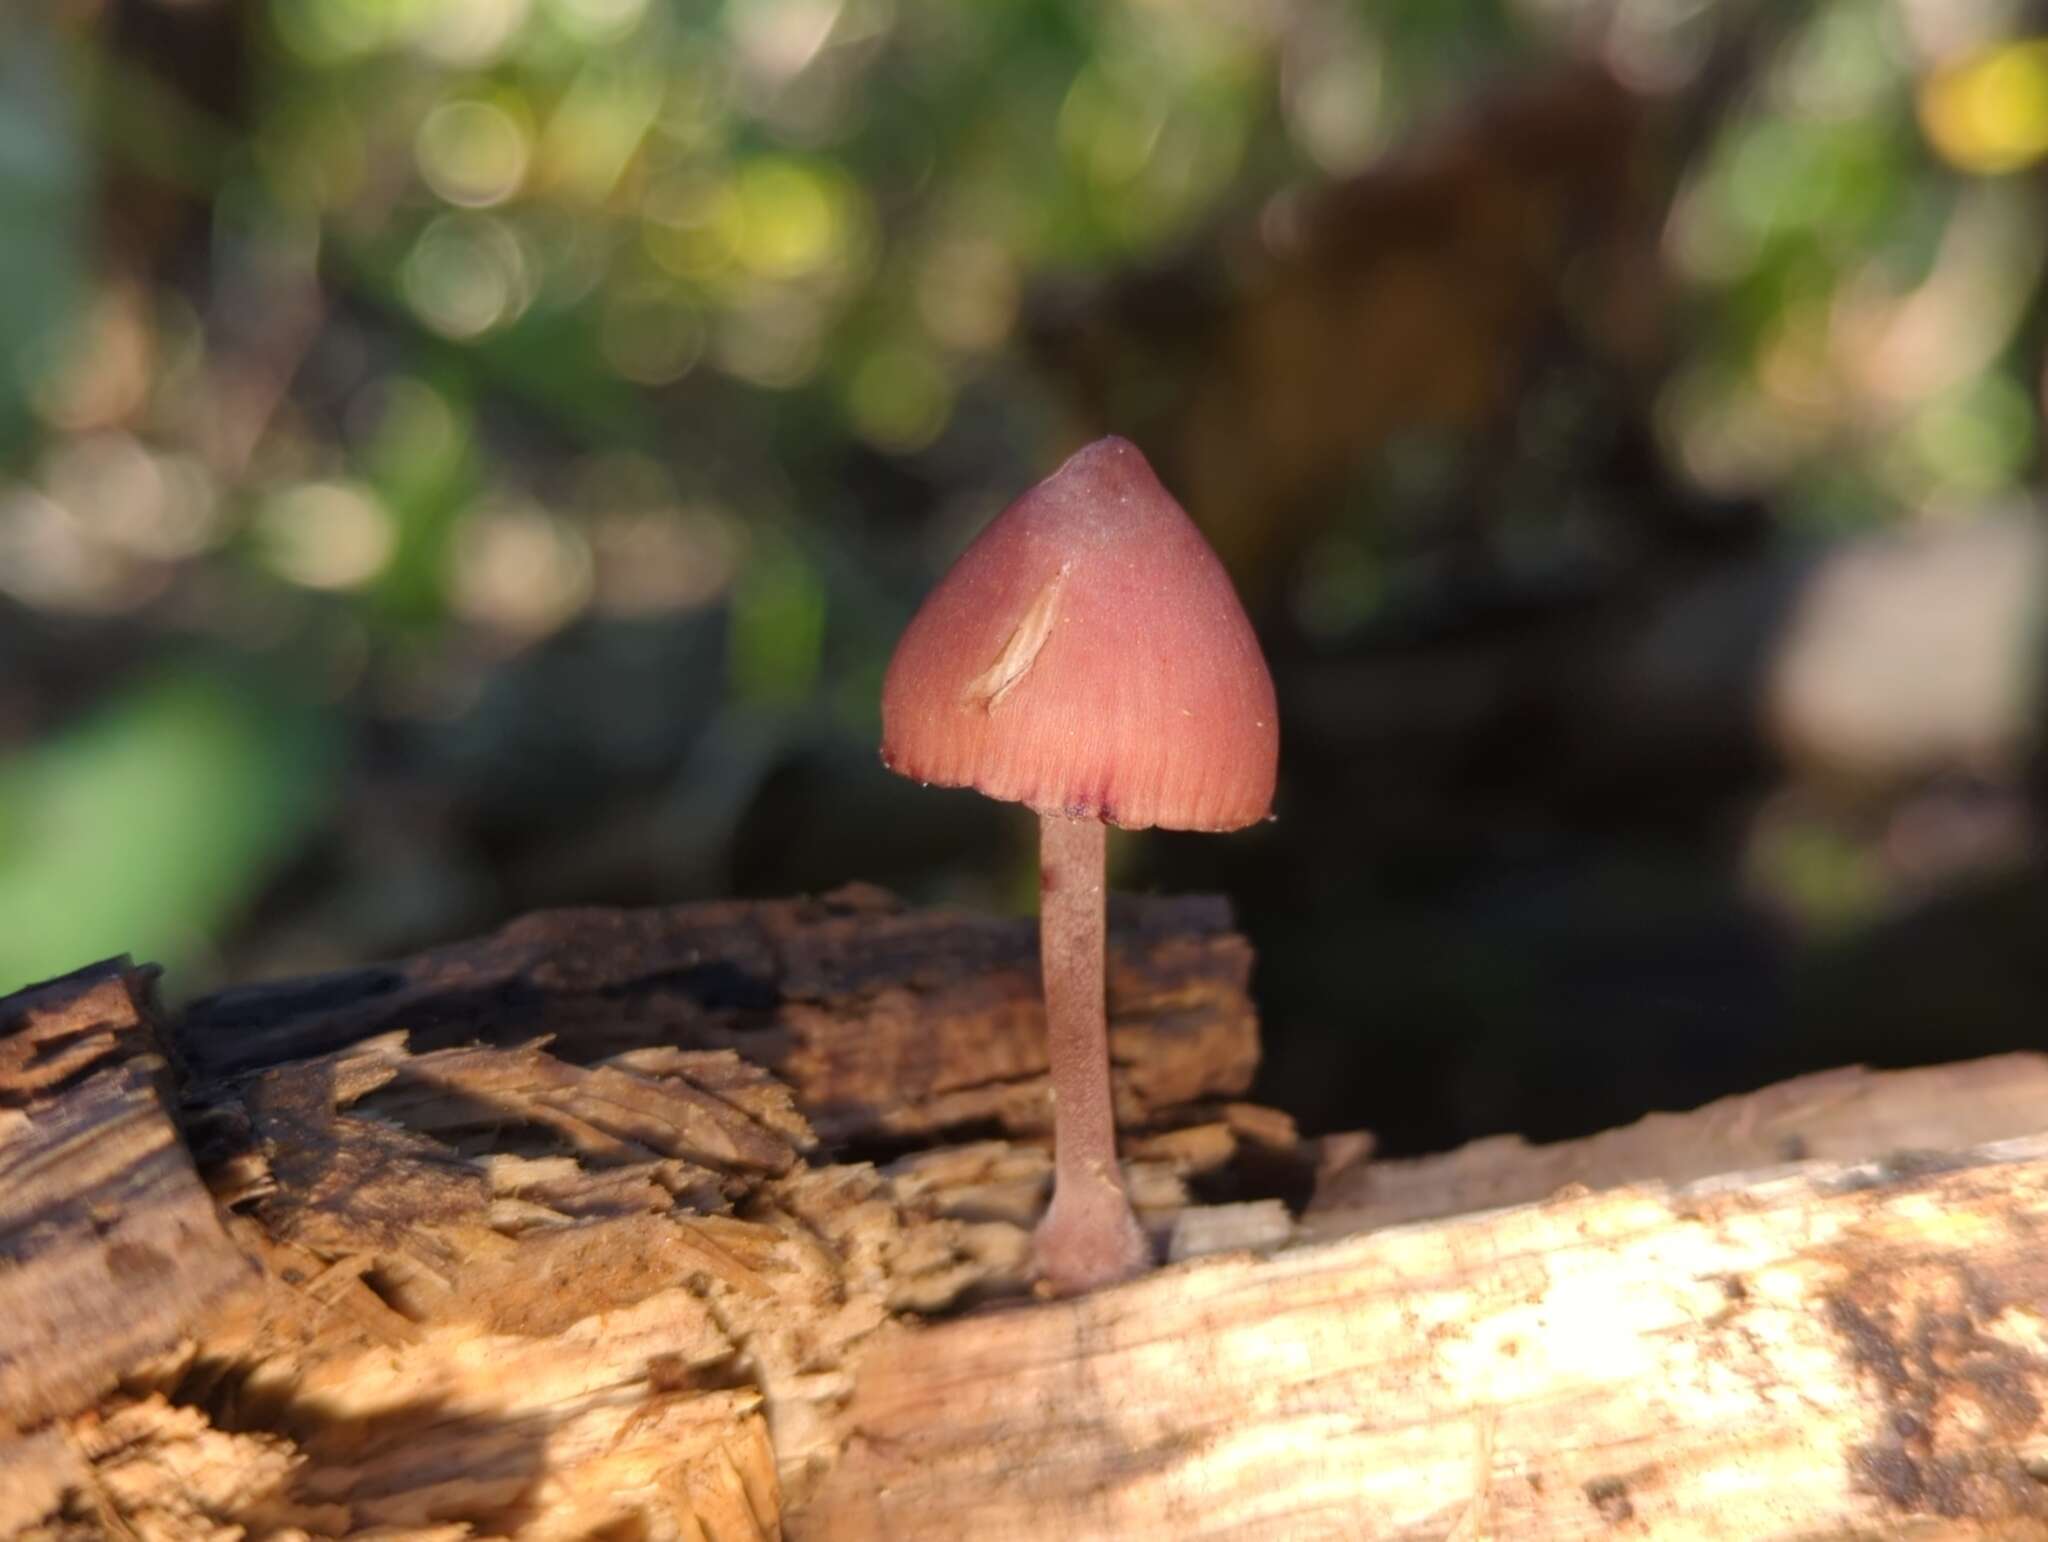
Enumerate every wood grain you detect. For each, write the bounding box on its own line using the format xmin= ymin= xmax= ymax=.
xmin=803 ymin=1132 xmax=2048 ymax=1540
xmin=0 ymin=961 xmax=252 ymax=1434
xmin=1309 ymin=1052 xmax=2048 ymax=1235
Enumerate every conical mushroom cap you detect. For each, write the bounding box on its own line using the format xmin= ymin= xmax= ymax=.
xmin=881 ymin=437 xmax=1277 ymax=832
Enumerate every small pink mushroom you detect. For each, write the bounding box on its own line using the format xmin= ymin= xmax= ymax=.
xmin=881 ymin=436 xmax=1279 ymax=1292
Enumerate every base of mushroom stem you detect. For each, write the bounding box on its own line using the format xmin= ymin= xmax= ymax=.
xmin=1032 ymin=1171 xmax=1153 ymax=1294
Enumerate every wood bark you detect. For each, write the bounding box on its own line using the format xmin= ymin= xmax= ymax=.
xmin=0 ymin=961 xmax=252 ymax=1438
xmin=176 ymin=883 xmax=1258 ymax=1145
xmin=4 ymin=889 xmax=2048 ymax=1539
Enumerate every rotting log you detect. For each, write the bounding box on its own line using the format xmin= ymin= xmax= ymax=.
xmin=177 ymin=883 xmax=1259 ymax=1144
xmin=5 ymin=890 xmax=2048 ymax=1539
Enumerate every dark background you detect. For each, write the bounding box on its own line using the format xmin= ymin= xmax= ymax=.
xmin=7 ymin=0 xmax=2048 ymax=1158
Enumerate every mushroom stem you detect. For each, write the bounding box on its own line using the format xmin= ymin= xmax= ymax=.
xmin=1033 ymin=811 xmax=1151 ymax=1292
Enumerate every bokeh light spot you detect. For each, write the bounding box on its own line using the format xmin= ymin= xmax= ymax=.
xmin=733 ymin=158 xmax=846 ymax=280
xmin=644 ymin=173 xmax=746 ymax=281
xmin=0 ymin=484 xmax=140 ymax=613
xmin=271 ymin=0 xmax=387 ymax=65
xmin=416 ymin=100 xmax=530 ymax=209
xmin=1660 ymin=363 xmax=1817 ymax=496
xmin=727 ymin=0 xmax=842 ymax=89
xmin=1775 ymin=0 xmax=1902 ymax=122
xmin=915 ymin=236 xmax=1018 ymax=352
xmin=27 ymin=281 xmax=153 ymax=433
xmin=547 ymin=0 xmax=647 ymax=44
xmin=1283 ymin=8 xmax=1386 ymax=174
xmin=413 ymin=0 xmax=530 ymax=65
xmin=353 ymin=375 xmax=466 ymax=490
xmin=1905 ymin=371 xmax=2036 ymax=493
xmin=256 ymin=480 xmax=397 ymax=591
xmin=1921 ymin=38 xmax=2048 ymax=174
xmin=446 ymin=500 xmax=594 ymax=636
xmin=713 ymin=297 xmax=826 ymax=389
xmin=845 ymin=344 xmax=950 ymax=453
xmin=601 ymin=287 xmax=705 ymax=385
xmin=43 ymin=433 xmax=224 ymax=562
xmin=401 ymin=213 xmax=531 ymax=339
xmin=591 ymin=506 xmax=741 ymax=615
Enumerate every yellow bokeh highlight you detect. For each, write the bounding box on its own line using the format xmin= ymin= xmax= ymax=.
xmin=1920 ymin=39 xmax=2048 ymax=175
xmin=644 ymin=160 xmax=866 ymax=288
xmin=733 ymin=158 xmax=845 ymax=280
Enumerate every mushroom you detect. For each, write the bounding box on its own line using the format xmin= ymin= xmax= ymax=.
xmin=880 ymin=436 xmax=1278 ymax=1292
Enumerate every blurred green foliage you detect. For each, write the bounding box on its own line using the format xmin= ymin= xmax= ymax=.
xmin=4 ymin=0 xmax=2048 ymax=995
xmin=0 ymin=667 xmax=334 ymax=986
xmin=0 ymin=24 xmax=89 ymax=460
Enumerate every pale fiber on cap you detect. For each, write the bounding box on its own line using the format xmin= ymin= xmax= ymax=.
xmin=881 ymin=437 xmax=1278 ymax=832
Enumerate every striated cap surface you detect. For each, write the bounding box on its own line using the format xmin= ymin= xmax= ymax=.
xmin=881 ymin=437 xmax=1277 ymax=832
